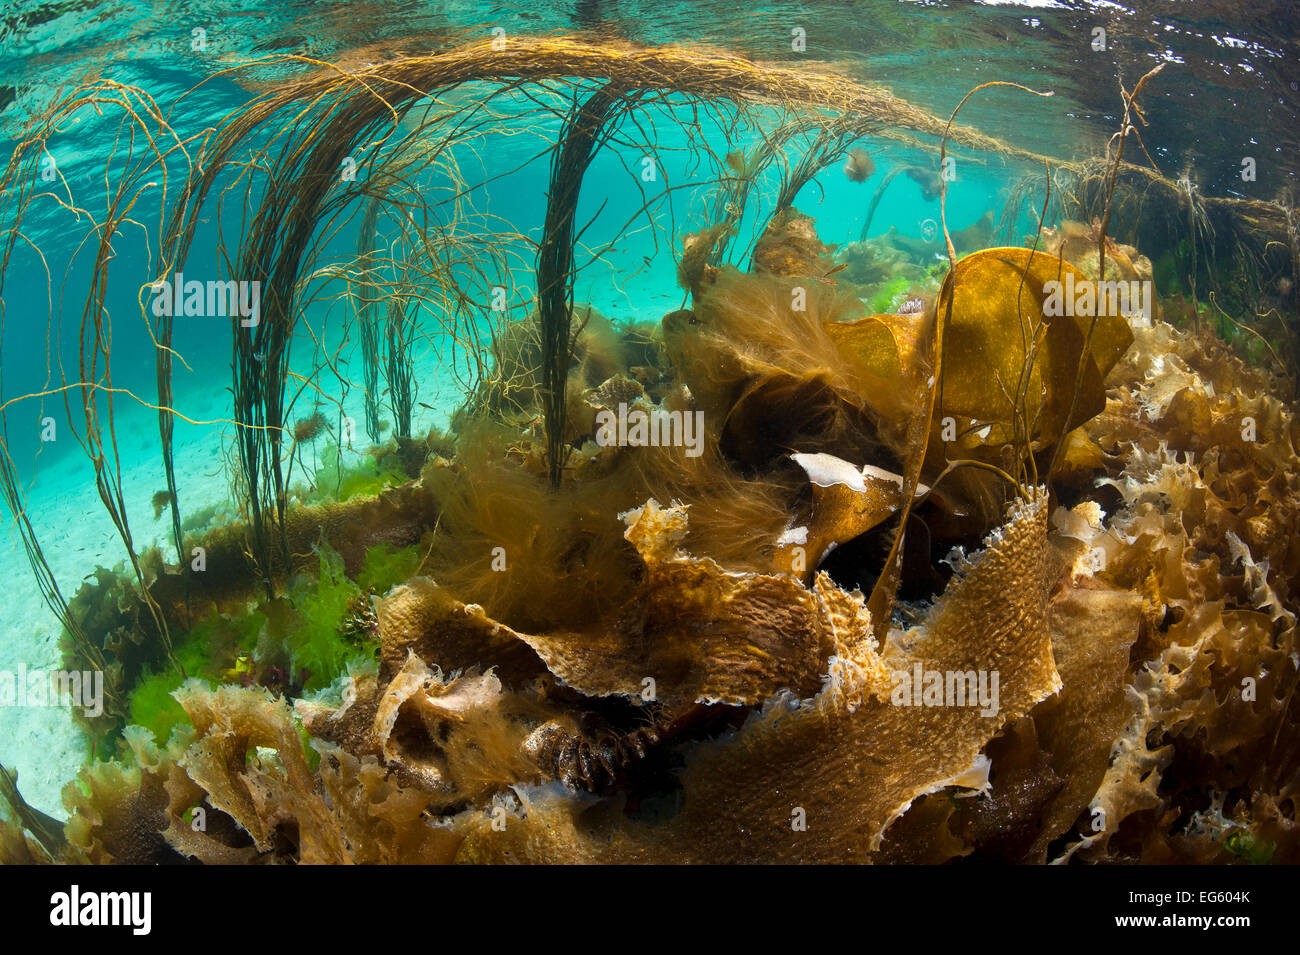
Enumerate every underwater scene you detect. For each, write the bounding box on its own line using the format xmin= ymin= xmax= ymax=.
xmin=0 ymin=0 xmax=1296 ymax=870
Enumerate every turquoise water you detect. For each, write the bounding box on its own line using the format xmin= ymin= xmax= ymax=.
xmin=0 ymin=0 xmax=1295 ymax=856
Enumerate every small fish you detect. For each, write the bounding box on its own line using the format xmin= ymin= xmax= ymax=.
xmin=725 ymin=151 xmax=748 ymax=177
xmin=822 ymin=263 xmax=849 ymax=278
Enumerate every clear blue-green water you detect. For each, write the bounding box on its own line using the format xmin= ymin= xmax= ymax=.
xmin=0 ymin=0 xmax=1295 ymax=860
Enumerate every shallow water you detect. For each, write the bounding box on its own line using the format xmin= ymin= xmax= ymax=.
xmin=0 ymin=1 xmax=1296 ymax=865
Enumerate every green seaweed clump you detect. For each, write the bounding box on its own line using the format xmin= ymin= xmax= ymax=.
xmin=125 ymin=670 xmax=188 ymax=747
xmin=299 ymin=443 xmax=407 ymax=504
xmin=868 ymin=275 xmax=914 ymax=313
xmin=122 ymin=540 xmax=395 ymax=746
xmin=125 ymin=610 xmax=262 ymax=745
xmin=283 ymin=543 xmax=377 ymax=693
xmin=356 ymin=543 xmax=423 ymax=593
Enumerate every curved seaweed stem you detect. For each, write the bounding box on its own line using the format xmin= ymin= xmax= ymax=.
xmin=864 ymin=81 xmax=1054 ymax=639
xmin=859 ymin=165 xmax=906 ymax=242
xmin=1047 ymin=62 xmax=1164 ymax=484
xmin=354 ymin=193 xmax=386 ymax=444
xmin=937 ymin=81 xmax=1055 ymax=270
xmin=0 ymin=80 xmax=196 ymax=679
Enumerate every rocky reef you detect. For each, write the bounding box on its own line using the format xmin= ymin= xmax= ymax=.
xmin=2 ymin=210 xmax=1296 ymax=866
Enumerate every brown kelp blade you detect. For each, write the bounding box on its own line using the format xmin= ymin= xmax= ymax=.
xmin=934 ymin=247 xmax=1134 ymax=452
xmin=864 ymin=244 xmax=1136 ymax=639
xmin=775 ymin=452 xmax=912 ymax=576
xmin=823 ymin=314 xmax=908 ymax=399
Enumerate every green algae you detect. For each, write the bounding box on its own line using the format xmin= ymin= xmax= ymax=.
xmin=302 ymin=443 xmax=407 ymax=504
xmin=123 ymin=540 xmax=394 ymax=744
xmin=868 ymin=275 xmax=913 ymax=313
xmin=283 ymin=542 xmax=375 ymax=693
xmin=357 ymin=542 xmax=423 ymax=593
xmin=125 ymin=627 xmax=215 ymax=745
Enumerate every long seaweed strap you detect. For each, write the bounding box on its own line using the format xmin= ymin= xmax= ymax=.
xmin=536 ymin=83 xmax=628 ymax=489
